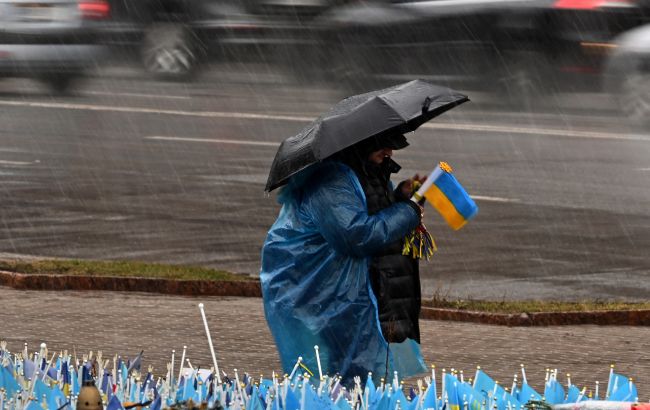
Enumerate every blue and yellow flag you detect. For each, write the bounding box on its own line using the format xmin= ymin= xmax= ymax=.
xmin=412 ymin=162 xmax=478 ymax=230
xmin=444 ymin=373 xmax=462 ymax=410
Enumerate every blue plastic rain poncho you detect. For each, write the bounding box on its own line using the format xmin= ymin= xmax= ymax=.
xmin=260 ymin=161 xmax=427 ymax=384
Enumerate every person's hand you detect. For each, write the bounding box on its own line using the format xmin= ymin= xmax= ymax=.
xmin=399 ymin=173 xmax=427 ymax=198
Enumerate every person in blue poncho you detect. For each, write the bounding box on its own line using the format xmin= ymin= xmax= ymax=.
xmin=260 ymin=132 xmax=428 ymax=385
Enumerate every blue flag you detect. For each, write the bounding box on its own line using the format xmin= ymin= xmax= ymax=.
xmin=473 ymin=369 xmax=505 ymax=405
xmin=365 ymin=375 xmax=377 ymax=405
xmin=23 ymin=358 xmax=36 ymax=380
xmin=34 ymin=379 xmax=53 ymax=403
xmin=24 ymin=400 xmax=43 ymax=410
xmin=609 ymin=379 xmax=638 ymax=402
xmin=517 ymin=383 xmax=541 ymax=404
xmin=389 ymin=387 xmax=408 ymax=410
xmin=284 ymin=388 xmax=300 ymax=410
xmin=127 ymin=351 xmax=144 ymax=373
xmin=457 ymin=381 xmax=485 ymax=410
xmin=496 ymin=388 xmax=522 ymax=410
xmin=444 ymin=374 xmax=462 ymax=410
xmin=47 ymin=385 xmax=68 ymax=410
xmin=106 ymin=394 xmax=124 ymax=410
xmin=0 ymin=365 xmax=21 ymax=397
xmin=248 ymin=386 xmax=265 ymax=410
xmin=543 ymin=379 xmax=565 ymax=405
xmin=566 ymin=385 xmax=584 ymax=403
xmin=422 ymin=379 xmax=438 ymax=410
xmin=150 ymin=395 xmax=161 ymax=410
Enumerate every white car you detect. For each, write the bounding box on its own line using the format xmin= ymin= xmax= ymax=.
xmin=0 ymin=0 xmax=110 ymax=93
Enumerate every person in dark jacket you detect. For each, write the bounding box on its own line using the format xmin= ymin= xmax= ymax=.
xmin=260 ymin=132 xmax=427 ymax=384
xmin=335 ymin=133 xmax=425 ymax=344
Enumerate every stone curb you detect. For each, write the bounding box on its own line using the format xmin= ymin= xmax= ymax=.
xmin=420 ymin=307 xmax=650 ymax=326
xmin=0 ymin=270 xmax=262 ymax=298
xmin=2 ymin=270 xmax=649 ymax=326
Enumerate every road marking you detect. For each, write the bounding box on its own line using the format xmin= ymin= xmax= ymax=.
xmin=472 ymin=195 xmax=520 ymax=203
xmin=0 ymin=99 xmax=312 ymax=122
xmin=84 ymin=91 xmax=192 ymax=100
xmin=0 ymin=160 xmax=34 ymax=166
xmin=1 ymin=99 xmax=649 ymax=142
xmin=638 ymin=168 xmax=650 ymax=171
xmin=145 ymin=136 xmax=279 ymax=147
xmin=421 ymin=123 xmax=650 ymax=141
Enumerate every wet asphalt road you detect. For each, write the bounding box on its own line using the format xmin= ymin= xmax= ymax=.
xmin=0 ymin=64 xmax=648 ymax=300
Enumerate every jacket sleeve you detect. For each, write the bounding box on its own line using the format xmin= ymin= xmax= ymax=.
xmin=304 ymin=169 xmax=421 ymax=258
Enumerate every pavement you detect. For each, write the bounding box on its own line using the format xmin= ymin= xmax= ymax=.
xmin=2 ymin=286 xmax=650 ymax=396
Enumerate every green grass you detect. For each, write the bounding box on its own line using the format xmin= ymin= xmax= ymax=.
xmin=423 ymin=297 xmax=650 ymax=313
xmin=0 ymin=259 xmax=244 ymax=281
xmin=2 ymin=259 xmax=648 ymax=313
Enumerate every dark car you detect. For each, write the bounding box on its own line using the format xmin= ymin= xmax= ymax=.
xmin=100 ymin=0 xmax=341 ymax=80
xmin=0 ymin=0 xmax=110 ymax=93
xmin=318 ymin=0 xmax=650 ymax=101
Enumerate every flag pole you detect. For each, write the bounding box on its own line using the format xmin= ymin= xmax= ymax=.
xmin=606 ymin=364 xmax=614 ymax=399
xmin=198 ymin=303 xmax=222 ymax=384
xmin=177 ymin=346 xmax=186 ymax=388
xmin=314 ymin=346 xmax=323 ymax=381
xmin=170 ymin=350 xmax=175 ymax=390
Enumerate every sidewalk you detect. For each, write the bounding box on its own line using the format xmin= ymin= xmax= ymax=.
xmin=1 ymin=286 xmax=649 ymax=395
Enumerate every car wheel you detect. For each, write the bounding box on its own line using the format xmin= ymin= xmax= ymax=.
xmin=142 ymin=23 xmax=199 ymax=81
xmin=620 ymin=71 xmax=650 ymax=123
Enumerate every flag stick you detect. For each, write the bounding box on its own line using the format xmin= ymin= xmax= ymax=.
xmin=314 ymin=346 xmax=323 ymax=381
xmin=170 ymin=350 xmax=175 ymax=390
xmin=41 ymin=352 xmax=57 ymax=381
xmin=234 ymin=368 xmax=247 ymax=408
xmin=300 ymin=376 xmax=308 ymax=410
xmin=288 ymin=357 xmax=303 ymax=381
xmin=520 ymin=364 xmax=527 ymax=385
xmin=198 ymin=303 xmax=222 ymax=384
xmin=177 ymin=346 xmax=186 ymax=387
xmin=606 ymin=364 xmax=614 ymax=399
xmin=595 ymin=381 xmax=599 ymax=400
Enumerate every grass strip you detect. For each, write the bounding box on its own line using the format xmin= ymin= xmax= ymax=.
xmin=2 ymin=258 xmax=648 ymax=313
xmin=0 ymin=259 xmax=243 ymax=281
xmin=423 ymin=298 xmax=650 ymax=313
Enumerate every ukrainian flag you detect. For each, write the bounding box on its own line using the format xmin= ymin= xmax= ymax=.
xmin=444 ymin=373 xmax=462 ymax=410
xmin=412 ymin=162 xmax=478 ymax=230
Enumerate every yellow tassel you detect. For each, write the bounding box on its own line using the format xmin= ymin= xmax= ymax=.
xmin=439 ymin=161 xmax=453 ymax=173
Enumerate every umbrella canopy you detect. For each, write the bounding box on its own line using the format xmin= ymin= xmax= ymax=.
xmin=264 ymin=79 xmax=469 ymax=192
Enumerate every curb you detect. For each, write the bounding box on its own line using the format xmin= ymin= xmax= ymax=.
xmin=0 ymin=270 xmax=262 ymax=298
xmin=420 ymin=307 xmax=650 ymax=326
xmin=2 ymin=270 xmax=649 ymax=326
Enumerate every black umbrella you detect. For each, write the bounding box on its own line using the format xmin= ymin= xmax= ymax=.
xmin=265 ymin=80 xmax=469 ymax=192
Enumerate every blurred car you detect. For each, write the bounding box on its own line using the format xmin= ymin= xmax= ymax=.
xmin=319 ymin=0 xmax=650 ymax=101
xmin=100 ymin=0 xmax=340 ymax=80
xmin=0 ymin=0 xmax=110 ymax=93
xmin=604 ymin=23 xmax=650 ymax=122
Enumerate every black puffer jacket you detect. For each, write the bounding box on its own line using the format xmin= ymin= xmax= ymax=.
xmin=338 ymin=152 xmax=421 ymax=344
